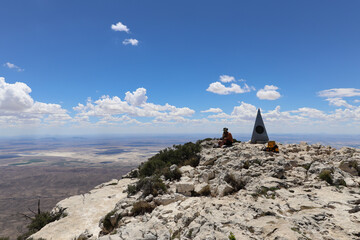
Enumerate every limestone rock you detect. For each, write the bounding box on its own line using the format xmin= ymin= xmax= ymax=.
xmin=31 ymin=141 xmax=360 ymax=240
xmin=176 ymin=178 xmax=195 ymax=196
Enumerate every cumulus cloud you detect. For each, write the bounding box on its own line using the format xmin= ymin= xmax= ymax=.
xmin=3 ymin=62 xmax=24 ymax=72
xmin=207 ymin=75 xmax=255 ymax=95
xmin=231 ymin=102 xmax=257 ymax=120
xmin=256 ymin=85 xmax=281 ymax=100
xmin=201 ymin=108 xmax=223 ymax=113
xmin=326 ymin=98 xmax=354 ymax=108
xmin=291 ymin=107 xmax=327 ymax=119
xmin=318 ymin=88 xmax=360 ymax=98
xmin=207 ymin=102 xmax=257 ymax=121
xmin=206 ymin=82 xmax=253 ymax=95
xmin=73 ymin=88 xmax=195 ymax=124
xmin=219 ymin=75 xmax=235 ymax=83
xmin=122 ymin=38 xmax=139 ymax=46
xmin=354 ymin=100 xmax=360 ymax=103
xmin=0 ymin=77 xmax=33 ymax=111
xmin=0 ymin=77 xmax=71 ymax=125
xmin=125 ymin=88 xmax=147 ymax=106
xmin=111 ymin=21 xmax=130 ymax=33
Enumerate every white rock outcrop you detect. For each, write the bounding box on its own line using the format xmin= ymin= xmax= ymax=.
xmin=32 ymin=141 xmax=360 ymax=240
xmin=30 ymin=178 xmax=135 ymax=240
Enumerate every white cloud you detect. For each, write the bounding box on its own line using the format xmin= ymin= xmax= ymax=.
xmin=201 ymin=108 xmax=223 ymax=113
xmin=291 ymin=107 xmax=327 ymax=119
xmin=219 ymin=75 xmax=235 ymax=83
xmin=326 ymin=98 xmax=354 ymax=108
xmin=318 ymin=88 xmax=360 ymax=98
xmin=111 ymin=22 xmax=130 ymax=33
xmin=0 ymin=77 xmax=71 ymax=125
xmin=231 ymin=102 xmax=257 ymax=119
xmin=123 ymin=39 xmax=139 ymax=46
xmin=354 ymin=99 xmax=360 ymax=103
xmin=206 ymin=82 xmax=253 ymax=95
xmin=207 ymin=102 xmax=257 ymax=121
xmin=125 ymin=88 xmax=147 ymax=106
xmin=256 ymin=85 xmax=281 ymax=100
xmin=73 ymin=88 xmax=195 ymax=125
xmin=0 ymin=77 xmax=33 ymax=111
xmin=3 ymin=62 xmax=24 ymax=72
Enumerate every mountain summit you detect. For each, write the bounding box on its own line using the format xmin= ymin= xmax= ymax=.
xmin=31 ymin=140 xmax=360 ymax=240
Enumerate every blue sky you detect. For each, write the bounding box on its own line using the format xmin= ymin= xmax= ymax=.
xmin=1 ymin=0 xmax=360 ymax=136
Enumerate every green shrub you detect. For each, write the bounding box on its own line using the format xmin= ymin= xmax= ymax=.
xmin=319 ymin=170 xmax=333 ymax=185
xmin=17 ymin=206 xmax=67 ymax=240
xmin=0 ymin=237 xmax=10 ymax=240
xmin=163 ymin=167 xmax=182 ymax=181
xmin=131 ymin=201 xmax=155 ymax=216
xmin=301 ymin=163 xmax=312 ymax=171
xmin=187 ymin=229 xmax=193 ymax=238
xmin=127 ymin=175 xmax=167 ymax=197
xmin=127 ymin=184 xmax=137 ymax=196
xmin=243 ymin=160 xmax=250 ymax=169
xmin=102 ymin=210 xmax=121 ymax=233
xmin=139 ymin=142 xmax=201 ymax=177
xmin=183 ymin=156 xmax=200 ymax=167
xmin=137 ymin=176 xmax=167 ymax=197
xmin=228 ymin=232 xmax=236 ymax=240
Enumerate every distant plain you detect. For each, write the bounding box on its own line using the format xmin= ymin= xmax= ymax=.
xmin=0 ymin=136 xmax=191 ymax=238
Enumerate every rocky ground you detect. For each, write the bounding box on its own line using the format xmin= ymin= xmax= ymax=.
xmin=31 ymin=140 xmax=360 ymax=240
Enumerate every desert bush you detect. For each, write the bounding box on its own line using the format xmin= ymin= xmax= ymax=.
xmin=301 ymin=163 xmax=312 ymax=171
xmin=336 ymin=178 xmax=347 ymax=187
xmin=195 ymin=138 xmax=213 ymax=145
xmin=127 ymin=175 xmax=167 ymax=197
xmin=163 ymin=167 xmax=182 ymax=181
xmin=224 ymin=174 xmax=246 ymax=192
xmin=139 ymin=176 xmax=167 ymax=197
xmin=183 ymin=156 xmax=200 ymax=167
xmin=102 ymin=210 xmax=121 ymax=233
xmin=127 ymin=184 xmax=137 ymax=196
xmin=0 ymin=237 xmax=9 ymax=240
xmin=138 ymin=142 xmax=201 ymax=177
xmin=131 ymin=201 xmax=155 ymax=216
xmin=228 ymin=232 xmax=236 ymax=240
xmin=17 ymin=205 xmax=67 ymax=240
xmin=251 ymin=186 xmax=278 ymax=199
xmin=319 ymin=170 xmax=333 ymax=185
xmin=243 ymin=160 xmax=250 ymax=169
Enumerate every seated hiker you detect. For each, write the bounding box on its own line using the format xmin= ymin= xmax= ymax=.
xmin=218 ymin=127 xmax=233 ymax=147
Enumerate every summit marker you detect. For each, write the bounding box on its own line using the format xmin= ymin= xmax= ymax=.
xmin=251 ymin=109 xmax=269 ymax=144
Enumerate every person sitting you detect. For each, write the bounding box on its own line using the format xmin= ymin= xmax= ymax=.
xmin=218 ymin=127 xmax=233 ymax=147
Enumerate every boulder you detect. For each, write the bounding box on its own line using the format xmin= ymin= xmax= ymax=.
xmin=339 ymin=160 xmax=359 ymax=176
xmin=176 ymin=178 xmax=195 ymax=196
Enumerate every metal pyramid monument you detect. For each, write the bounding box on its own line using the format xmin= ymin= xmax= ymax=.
xmin=251 ymin=109 xmax=269 ymax=144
